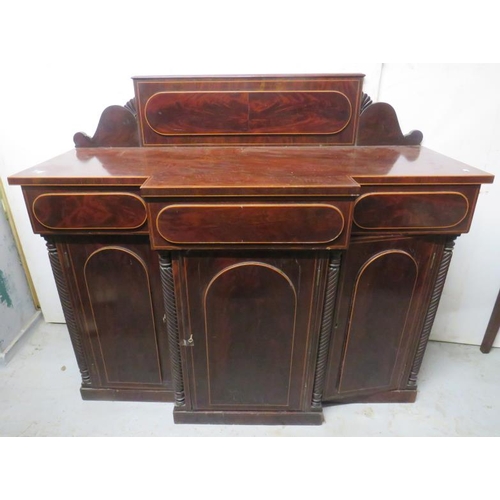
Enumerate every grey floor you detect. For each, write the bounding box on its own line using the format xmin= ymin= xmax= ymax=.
xmin=1 ymin=321 xmax=499 ymax=436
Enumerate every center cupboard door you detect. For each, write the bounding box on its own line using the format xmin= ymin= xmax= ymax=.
xmin=322 ymin=236 xmax=440 ymax=402
xmin=175 ymin=252 xmax=328 ymax=412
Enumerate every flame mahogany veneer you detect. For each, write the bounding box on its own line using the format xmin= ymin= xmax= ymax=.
xmin=9 ymin=74 xmax=494 ymax=425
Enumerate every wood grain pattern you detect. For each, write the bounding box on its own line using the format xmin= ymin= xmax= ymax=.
xmin=249 ymin=92 xmax=350 ymax=134
xmin=33 ymin=192 xmax=147 ymax=230
xmin=144 ymin=91 xmax=352 ymax=136
xmin=354 ymin=192 xmax=469 ymax=230
xmin=155 ymin=203 xmax=345 ymax=245
xmin=146 ymin=92 xmax=247 ymax=135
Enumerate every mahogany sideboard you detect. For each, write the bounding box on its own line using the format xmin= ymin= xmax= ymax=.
xmin=9 ymin=74 xmax=494 ymax=425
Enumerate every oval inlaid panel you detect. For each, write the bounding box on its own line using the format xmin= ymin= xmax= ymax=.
xmin=204 ymin=263 xmax=297 ymax=406
xmin=339 ymin=251 xmax=417 ymax=393
xmin=156 ymin=204 xmax=344 ymax=245
xmin=84 ymin=248 xmax=162 ymax=385
xmin=144 ymin=91 xmax=352 ymax=135
xmin=33 ymin=193 xmax=147 ymax=230
xmin=354 ymin=192 xmax=469 ymax=230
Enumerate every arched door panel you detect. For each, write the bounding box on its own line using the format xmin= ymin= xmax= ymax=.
xmin=178 ymin=253 xmax=325 ymax=411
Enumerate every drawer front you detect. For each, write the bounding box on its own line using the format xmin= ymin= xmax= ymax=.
xmin=353 ymin=187 xmax=479 ymax=234
xmin=150 ymin=202 xmax=351 ymax=248
xmin=30 ymin=192 xmax=147 ymax=232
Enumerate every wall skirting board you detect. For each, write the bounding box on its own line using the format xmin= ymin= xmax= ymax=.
xmin=0 ymin=311 xmax=43 ymax=366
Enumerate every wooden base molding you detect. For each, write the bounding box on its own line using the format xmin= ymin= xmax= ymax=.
xmin=324 ymin=389 xmax=418 ymax=406
xmin=173 ymin=408 xmax=324 ymax=425
xmin=81 ymin=387 xmax=174 ymax=403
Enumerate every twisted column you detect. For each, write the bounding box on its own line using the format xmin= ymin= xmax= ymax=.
xmin=158 ymin=253 xmax=185 ymax=406
xmin=312 ymin=253 xmax=341 ymax=407
xmin=408 ymin=237 xmax=456 ymax=387
xmin=45 ymin=239 xmax=91 ymax=385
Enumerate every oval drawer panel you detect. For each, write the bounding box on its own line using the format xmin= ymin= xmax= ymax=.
xmin=145 ymin=91 xmax=352 ymax=136
xmin=33 ymin=192 xmax=147 ymax=230
xmin=353 ymin=192 xmax=469 ymax=230
xmin=156 ymin=204 xmax=345 ymax=245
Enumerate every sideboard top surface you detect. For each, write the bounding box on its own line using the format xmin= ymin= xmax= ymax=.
xmin=9 ymin=146 xmax=494 ymax=195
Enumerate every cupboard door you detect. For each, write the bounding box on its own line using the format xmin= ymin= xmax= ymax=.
xmin=63 ymin=237 xmax=173 ymax=394
xmin=323 ymin=236 xmax=439 ymax=402
xmin=176 ymin=252 xmax=326 ymax=411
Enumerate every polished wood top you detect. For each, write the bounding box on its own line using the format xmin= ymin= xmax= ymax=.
xmin=8 ymin=146 xmax=494 ymax=196
xmin=132 ymin=73 xmax=366 ymax=81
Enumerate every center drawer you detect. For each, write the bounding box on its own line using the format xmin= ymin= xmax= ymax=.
xmin=148 ymin=201 xmax=353 ymax=249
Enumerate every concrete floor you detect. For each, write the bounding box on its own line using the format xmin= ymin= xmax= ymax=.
xmin=0 ymin=321 xmax=499 ymax=436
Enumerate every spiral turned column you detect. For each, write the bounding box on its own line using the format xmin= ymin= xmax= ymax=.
xmin=312 ymin=253 xmax=341 ymax=408
xmin=45 ymin=239 xmax=91 ymax=386
xmin=158 ymin=253 xmax=185 ymax=406
xmin=408 ymin=237 xmax=456 ymax=387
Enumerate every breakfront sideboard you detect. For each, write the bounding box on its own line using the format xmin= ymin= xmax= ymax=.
xmin=9 ymin=74 xmax=494 ymax=424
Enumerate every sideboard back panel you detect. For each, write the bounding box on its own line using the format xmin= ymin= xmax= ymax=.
xmin=134 ymin=75 xmax=363 ymax=146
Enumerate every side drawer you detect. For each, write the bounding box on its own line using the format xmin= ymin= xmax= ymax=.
xmin=352 ymin=186 xmax=480 ymax=234
xmin=23 ymin=187 xmax=148 ymax=234
xmin=148 ymin=201 xmax=353 ymax=249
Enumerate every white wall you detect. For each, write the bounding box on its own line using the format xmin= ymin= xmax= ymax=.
xmin=0 ymin=187 xmax=37 ymax=355
xmin=378 ymin=64 xmax=500 ymax=347
xmin=0 ymin=4 xmax=498 ymax=346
